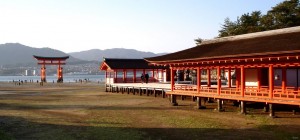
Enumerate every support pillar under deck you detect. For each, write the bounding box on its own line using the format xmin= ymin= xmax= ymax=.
xmin=240 ymin=101 xmax=246 ymax=114
xmin=196 ymin=97 xmax=206 ymax=109
xmin=171 ymin=94 xmax=178 ymax=106
xmin=269 ymin=104 xmax=275 ymax=118
xmin=217 ymin=99 xmax=224 ymax=112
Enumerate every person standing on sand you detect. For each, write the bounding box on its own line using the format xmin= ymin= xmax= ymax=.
xmin=141 ymin=74 xmax=145 ymax=84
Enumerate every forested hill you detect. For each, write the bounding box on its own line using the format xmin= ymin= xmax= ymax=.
xmin=0 ymin=43 xmax=83 ymax=66
xmin=68 ymin=48 xmax=167 ymax=61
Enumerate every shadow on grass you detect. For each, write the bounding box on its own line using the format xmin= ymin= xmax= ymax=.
xmin=0 ymin=102 xmax=177 ymax=111
xmin=0 ymin=115 xmax=300 ymax=140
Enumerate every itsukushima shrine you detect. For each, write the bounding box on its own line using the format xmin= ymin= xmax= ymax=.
xmin=101 ymin=26 xmax=300 ymax=117
xmin=33 ymin=55 xmax=69 ymax=83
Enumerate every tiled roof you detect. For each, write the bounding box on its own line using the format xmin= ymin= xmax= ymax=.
xmin=145 ymin=26 xmax=300 ymax=63
xmin=101 ymin=58 xmax=168 ymax=70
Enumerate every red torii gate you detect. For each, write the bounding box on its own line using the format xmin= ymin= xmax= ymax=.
xmin=33 ymin=55 xmax=69 ymax=83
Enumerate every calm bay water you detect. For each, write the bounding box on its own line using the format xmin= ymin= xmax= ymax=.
xmin=0 ymin=75 xmax=105 ymax=82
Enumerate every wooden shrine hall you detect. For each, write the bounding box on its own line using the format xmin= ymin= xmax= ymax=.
xmin=33 ymin=55 xmax=69 ymax=83
xmin=145 ymin=26 xmax=300 ymax=116
xmin=100 ymin=58 xmax=168 ymax=84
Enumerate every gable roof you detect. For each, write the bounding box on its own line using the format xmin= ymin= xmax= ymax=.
xmin=145 ymin=26 xmax=300 ymax=63
xmin=100 ymin=58 xmax=168 ymax=70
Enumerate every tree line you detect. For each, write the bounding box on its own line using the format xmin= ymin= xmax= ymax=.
xmin=195 ymin=0 xmax=300 ymax=44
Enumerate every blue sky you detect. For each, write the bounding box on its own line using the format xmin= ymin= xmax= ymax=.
xmin=0 ymin=0 xmax=284 ymax=53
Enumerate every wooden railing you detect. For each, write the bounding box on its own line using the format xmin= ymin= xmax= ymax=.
xmin=174 ymin=84 xmax=197 ymax=91
xmin=172 ymin=85 xmax=300 ymax=101
xmin=273 ymin=88 xmax=300 ymax=100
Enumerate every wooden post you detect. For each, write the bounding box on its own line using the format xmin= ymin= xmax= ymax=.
xmin=217 ymin=66 xmax=221 ymax=95
xmin=241 ymin=66 xmax=245 ymax=97
xmin=207 ymin=68 xmax=211 ymax=87
xmin=139 ymin=88 xmax=142 ymax=96
xmin=41 ymin=65 xmax=46 ymax=82
xmin=162 ymin=89 xmax=166 ymax=98
xmin=114 ymin=70 xmax=118 ymax=83
xmin=269 ymin=65 xmax=274 ymax=99
xmin=171 ymin=94 xmax=178 ymax=106
xmin=156 ymin=69 xmax=159 ymax=82
xmin=171 ymin=67 xmax=175 ymax=91
xmin=197 ymin=67 xmax=201 ymax=93
xmin=269 ymin=103 xmax=275 ymax=117
xmin=133 ymin=69 xmax=136 ymax=83
xmin=105 ymin=71 xmax=108 ymax=84
xmin=236 ymin=68 xmax=240 ymax=90
xmin=263 ymin=103 xmax=269 ymax=112
xmin=240 ymin=101 xmax=246 ymax=114
xmin=123 ymin=69 xmax=126 ymax=83
xmin=228 ymin=67 xmax=231 ymax=88
xmin=152 ymin=69 xmax=155 ymax=82
xmin=282 ymin=67 xmax=286 ymax=93
xmin=57 ymin=65 xmax=63 ymax=83
xmin=196 ymin=97 xmax=206 ymax=109
xmin=217 ymin=99 xmax=224 ymax=112
xmin=109 ymin=72 xmax=112 ymax=84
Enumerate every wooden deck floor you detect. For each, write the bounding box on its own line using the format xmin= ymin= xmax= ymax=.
xmin=105 ymin=83 xmax=300 ymax=106
xmin=107 ymin=83 xmax=171 ymax=90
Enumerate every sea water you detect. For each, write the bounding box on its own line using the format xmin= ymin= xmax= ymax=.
xmin=0 ymin=75 xmax=105 ymax=83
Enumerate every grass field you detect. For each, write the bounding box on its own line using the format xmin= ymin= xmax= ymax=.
xmin=0 ymin=82 xmax=299 ymax=140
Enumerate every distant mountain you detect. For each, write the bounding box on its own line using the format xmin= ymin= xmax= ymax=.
xmin=0 ymin=43 xmax=84 ymax=66
xmin=69 ymin=48 xmax=167 ymax=61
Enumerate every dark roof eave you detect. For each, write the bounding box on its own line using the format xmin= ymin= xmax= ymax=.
xmin=146 ymin=50 xmax=300 ymax=64
xmin=33 ymin=55 xmax=70 ymax=60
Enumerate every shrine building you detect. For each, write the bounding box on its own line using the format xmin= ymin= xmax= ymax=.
xmin=145 ymin=26 xmax=300 ymax=115
xmin=100 ymin=58 xmax=169 ymax=84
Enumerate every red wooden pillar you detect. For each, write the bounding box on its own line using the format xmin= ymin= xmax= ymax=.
xmin=257 ymin=67 xmax=261 ymax=92
xmin=197 ymin=67 xmax=201 ymax=93
xmin=123 ymin=69 xmax=126 ymax=83
xmin=241 ymin=66 xmax=245 ymax=97
xmin=282 ymin=67 xmax=287 ymax=93
xmin=156 ymin=69 xmax=159 ymax=82
xmin=41 ymin=65 xmax=46 ymax=82
xmin=161 ymin=69 xmax=164 ymax=82
xmin=109 ymin=72 xmax=112 ymax=84
xmin=114 ymin=70 xmax=118 ymax=83
xmin=57 ymin=65 xmax=63 ymax=82
xmin=105 ymin=71 xmax=108 ymax=84
xmin=228 ymin=67 xmax=231 ymax=88
xmin=236 ymin=68 xmax=240 ymax=90
xmin=207 ymin=68 xmax=211 ymax=87
xmin=171 ymin=67 xmax=175 ymax=91
xmin=152 ymin=69 xmax=155 ymax=82
xmin=217 ymin=66 xmax=221 ymax=95
xmin=133 ymin=69 xmax=136 ymax=83
xmin=269 ymin=65 xmax=274 ymax=99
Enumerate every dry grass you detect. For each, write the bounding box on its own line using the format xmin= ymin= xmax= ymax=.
xmin=0 ymin=82 xmax=300 ymax=140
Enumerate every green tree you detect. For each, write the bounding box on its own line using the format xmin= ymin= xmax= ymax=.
xmin=218 ymin=17 xmax=239 ymax=37
xmin=217 ymin=0 xmax=300 ymax=37
xmin=267 ymin=0 xmax=300 ymax=29
xmin=194 ymin=37 xmax=203 ymax=46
